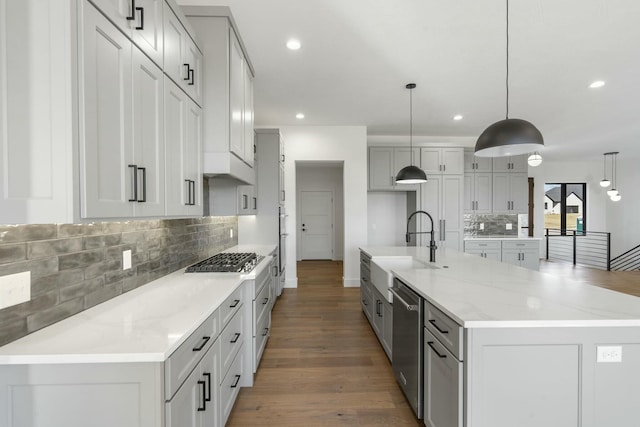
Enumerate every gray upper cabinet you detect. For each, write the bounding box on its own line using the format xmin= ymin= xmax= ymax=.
xmin=492 ymin=155 xmax=527 ymax=173
xmin=368 ymin=146 xmax=420 ymax=191
xmin=421 ymin=148 xmax=464 ymax=175
xmin=492 ymin=172 xmax=528 ymax=214
xmin=463 ymin=150 xmax=492 ymax=173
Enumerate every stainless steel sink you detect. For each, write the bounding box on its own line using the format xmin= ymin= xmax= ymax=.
xmin=370 ymin=257 xmax=437 ymax=302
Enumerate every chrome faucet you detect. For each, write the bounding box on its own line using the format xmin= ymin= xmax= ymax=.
xmin=405 ymin=210 xmax=437 ymax=263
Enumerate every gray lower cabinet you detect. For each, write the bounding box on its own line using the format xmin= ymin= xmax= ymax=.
xmin=360 ymin=251 xmax=392 ymax=359
xmin=424 ymin=329 xmax=463 ymax=427
xmin=464 ymin=239 xmax=539 ymax=270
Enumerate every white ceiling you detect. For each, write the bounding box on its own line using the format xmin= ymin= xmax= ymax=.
xmin=179 ymin=0 xmax=640 ymax=161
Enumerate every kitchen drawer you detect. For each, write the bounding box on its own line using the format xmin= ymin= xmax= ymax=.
xmin=253 ymin=260 xmax=271 ymax=298
xmin=424 ymin=300 xmax=464 ymax=361
xmin=464 ymin=240 xmax=501 ymax=251
xmin=502 ymin=240 xmax=539 ymax=250
xmin=165 ymin=308 xmax=219 ymax=400
xmin=254 ymin=277 xmax=271 ymax=333
xmin=221 ymin=284 xmax=244 ymax=327
xmin=220 ymin=307 xmax=244 ymax=378
xmin=254 ymin=309 xmax=270 ymax=371
xmin=221 ymin=344 xmax=245 ymax=425
xmin=360 ymin=252 xmax=371 ymax=269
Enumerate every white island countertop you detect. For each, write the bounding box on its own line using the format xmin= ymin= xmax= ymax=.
xmin=360 ymin=246 xmax=640 ymax=328
xmin=0 ymin=245 xmax=276 ymax=365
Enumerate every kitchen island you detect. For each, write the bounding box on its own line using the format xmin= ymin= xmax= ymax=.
xmin=360 ymin=246 xmax=640 ymax=427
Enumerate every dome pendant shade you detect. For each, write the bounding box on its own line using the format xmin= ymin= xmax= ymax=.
xmin=475 ymin=118 xmax=544 ymax=157
xmin=396 ymin=165 xmax=427 ymax=184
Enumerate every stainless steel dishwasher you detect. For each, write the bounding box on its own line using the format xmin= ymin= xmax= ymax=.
xmin=390 ymin=277 xmax=423 ymax=419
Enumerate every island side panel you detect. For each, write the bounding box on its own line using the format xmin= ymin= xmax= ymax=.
xmin=466 ymin=327 xmax=640 ymax=427
xmin=0 ymin=362 xmax=164 ymax=427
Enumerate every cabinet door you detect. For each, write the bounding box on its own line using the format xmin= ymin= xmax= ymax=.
xmin=163 ymin=7 xmax=188 ymax=88
xmin=229 ymin=29 xmax=245 ymax=160
xmin=491 ymin=157 xmax=511 ymax=173
xmin=475 ymin=156 xmax=492 ymax=173
xmin=474 ymin=173 xmax=493 ymax=214
xmin=200 ymin=340 xmax=220 ymax=427
xmin=492 ymin=173 xmax=510 ymax=214
xmin=129 ymin=0 xmax=163 ymax=66
xmin=279 ymin=164 xmax=285 ymax=204
xmin=132 ymin=46 xmax=164 ymax=217
xmin=420 ymin=148 xmax=441 ymax=174
xmin=424 ymin=329 xmax=463 ymax=427
xmin=484 ymin=249 xmax=502 ymax=262
xmin=509 ymin=173 xmax=528 ymax=213
xmin=372 ymin=296 xmax=383 ymax=337
xmin=419 ymin=175 xmax=441 ymax=247
xmin=520 ymin=248 xmax=539 ymax=271
xmin=501 ymin=249 xmax=522 ymax=267
xmin=509 ymin=155 xmax=528 ymax=172
xmin=368 ymin=147 xmax=394 ymax=190
xmin=442 ymin=148 xmax=463 ymax=174
xmin=382 ymin=301 xmax=393 ymax=359
xmin=89 ymin=0 xmax=133 ymax=38
xmin=80 ymin=2 xmax=134 ymax=218
xmin=393 ymin=147 xmax=420 ymax=190
xmin=164 ymin=78 xmax=188 ymax=216
xmin=184 ymin=98 xmax=203 ymax=215
xmin=243 ymin=66 xmax=254 ymax=166
xmin=442 ymin=176 xmax=463 ymax=250
xmin=184 ymin=37 xmax=203 ymax=105
xmin=463 ymin=174 xmax=474 ymax=213
xmin=166 ymin=358 xmax=204 ymax=427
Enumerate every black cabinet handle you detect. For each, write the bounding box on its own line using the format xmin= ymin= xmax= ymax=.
xmin=262 ymin=297 xmax=269 ymax=305
xmin=230 ymin=332 xmax=241 ymax=343
xmin=262 ymin=327 xmax=269 ymax=337
xmin=190 ymin=180 xmax=196 ymax=205
xmin=362 ymin=299 xmax=367 ymax=306
xmin=242 ymin=194 xmax=248 ymax=210
xmin=135 ymin=6 xmax=144 ymax=30
xmin=128 ymin=164 xmax=138 ymax=202
xmin=188 ymin=68 xmax=195 ymax=86
xmin=230 ymin=374 xmax=241 ymax=388
xmin=197 ymin=380 xmax=206 ymax=411
xmin=192 ymin=336 xmax=210 ymax=352
xmin=427 ymin=341 xmax=447 ymax=359
xmin=126 ymin=0 xmax=136 ymax=20
xmin=183 ymin=64 xmax=191 ymax=81
xmin=137 ymin=167 xmax=146 ymax=203
xmin=229 ymin=299 xmax=240 ymax=308
xmin=253 ymin=197 xmax=257 ymax=210
xmin=184 ymin=179 xmax=190 ymax=205
xmin=428 ymin=319 xmax=449 ymax=334
xmin=203 ymin=372 xmax=211 ymax=402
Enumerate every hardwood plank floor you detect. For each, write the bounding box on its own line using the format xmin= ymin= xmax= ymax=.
xmin=539 ymin=260 xmax=640 ymax=297
xmin=226 ymin=260 xmax=421 ymax=426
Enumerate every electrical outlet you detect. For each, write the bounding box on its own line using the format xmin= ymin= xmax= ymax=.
xmin=479 ymin=223 xmax=484 ymax=230
xmin=0 ymin=271 xmax=31 ymax=309
xmin=230 ymin=229 xmax=234 ymax=238
xmin=597 ymin=346 xmax=622 ymax=363
xmin=123 ymin=250 xmax=132 ymax=270
xmin=506 ymin=223 xmax=513 ymax=230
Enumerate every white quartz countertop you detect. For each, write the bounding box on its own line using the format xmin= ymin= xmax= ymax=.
xmin=0 ymin=245 xmax=276 ymax=365
xmin=360 ymin=246 xmax=640 ymax=328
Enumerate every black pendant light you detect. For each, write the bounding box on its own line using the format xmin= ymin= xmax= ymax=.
xmin=396 ymin=83 xmax=427 ymax=184
xmin=474 ymin=0 xmax=544 ymax=158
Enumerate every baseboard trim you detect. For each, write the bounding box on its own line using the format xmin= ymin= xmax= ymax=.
xmin=343 ymin=278 xmax=360 ymax=288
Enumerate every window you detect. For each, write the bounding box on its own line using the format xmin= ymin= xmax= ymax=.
xmin=544 ymin=183 xmax=586 ymax=233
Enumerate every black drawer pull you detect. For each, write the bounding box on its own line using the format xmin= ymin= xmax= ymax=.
xmin=135 ymin=6 xmax=144 ymax=30
xmin=137 ymin=167 xmax=146 ymax=202
xmin=230 ymin=332 xmax=241 ymax=343
xmin=197 ymin=380 xmax=206 ymax=411
xmin=230 ymin=374 xmax=241 ymax=388
xmin=262 ymin=297 xmax=269 ymax=305
xmin=229 ymin=299 xmax=240 ymax=308
xmin=203 ymin=372 xmax=211 ymax=402
xmin=183 ymin=63 xmax=191 ymax=80
xmin=126 ymin=0 xmax=136 ymax=20
xmin=188 ymin=68 xmax=195 ymax=86
xmin=427 ymin=341 xmax=447 ymax=359
xmin=128 ymin=164 xmax=138 ymax=202
xmin=262 ymin=327 xmax=269 ymax=337
xmin=428 ymin=319 xmax=449 ymax=334
xmin=192 ymin=336 xmax=210 ymax=352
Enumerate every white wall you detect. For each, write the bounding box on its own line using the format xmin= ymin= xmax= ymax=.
xmin=280 ymin=126 xmax=367 ymax=288
xmin=296 ymin=164 xmax=344 ymax=260
xmin=367 ymin=192 xmax=409 ymax=246
xmin=605 ymin=157 xmax=640 ymax=256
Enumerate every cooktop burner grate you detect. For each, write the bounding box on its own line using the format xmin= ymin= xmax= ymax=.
xmin=185 ymin=252 xmax=261 ymax=273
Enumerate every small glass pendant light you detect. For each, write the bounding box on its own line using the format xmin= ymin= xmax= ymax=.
xmin=600 ymin=153 xmax=611 ymax=188
xmin=527 ymin=152 xmax=542 ymax=167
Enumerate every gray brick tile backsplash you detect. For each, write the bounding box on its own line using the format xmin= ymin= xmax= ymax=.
xmin=0 ymin=216 xmax=238 ymax=346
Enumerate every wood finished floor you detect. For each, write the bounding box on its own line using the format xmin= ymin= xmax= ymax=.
xmin=226 ymin=260 xmax=421 ymax=427
xmin=227 ymin=259 xmax=640 ymax=426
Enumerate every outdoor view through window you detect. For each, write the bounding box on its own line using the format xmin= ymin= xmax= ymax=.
xmin=544 ymin=183 xmax=586 ymax=233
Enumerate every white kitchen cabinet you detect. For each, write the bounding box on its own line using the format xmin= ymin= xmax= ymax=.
xmin=492 ymin=172 xmax=528 ymax=214
xmin=164 ymin=4 xmax=202 ymax=105
xmin=420 ymin=175 xmax=464 ymax=251
xmin=368 ymin=146 xmax=420 ymax=191
xmin=185 ymin=10 xmax=255 ymax=183
xmin=501 ymin=240 xmax=540 ymax=270
xmin=421 ymin=147 xmax=464 ymax=175
xmin=492 ymin=155 xmax=527 ymax=173
xmin=165 ymin=77 xmax=202 ymax=216
xmin=209 ymin=178 xmax=255 ymax=216
xmin=463 ymin=150 xmax=492 ymax=173
xmin=0 ymin=0 xmax=76 ymax=224
xmin=463 ymin=173 xmax=492 ymax=214
xmin=372 ymin=286 xmax=392 ymax=360
xmin=237 ymin=185 xmax=257 ymax=215
xmin=90 ymin=0 xmax=164 ymax=67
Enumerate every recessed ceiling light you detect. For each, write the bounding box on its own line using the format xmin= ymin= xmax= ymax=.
xmin=286 ymin=39 xmax=301 ymax=50
xmin=589 ymin=80 xmax=605 ymax=89
xmin=296 ymin=113 xmax=305 ymax=119
xmin=453 ymin=115 xmax=463 ymax=121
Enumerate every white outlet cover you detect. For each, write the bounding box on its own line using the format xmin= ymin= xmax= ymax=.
xmin=597 ymin=346 xmax=622 ymax=363
xmin=0 ymin=271 xmax=31 ymax=309
xmin=123 ymin=250 xmax=132 ymax=270
xmin=479 ymin=223 xmax=484 ymax=230
xmin=230 ymin=229 xmax=234 ymax=238
xmin=506 ymin=223 xmax=513 ymax=230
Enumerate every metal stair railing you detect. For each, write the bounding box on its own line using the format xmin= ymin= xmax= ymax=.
xmin=610 ymin=244 xmax=640 ymax=271
xmin=545 ymin=228 xmax=611 ymax=271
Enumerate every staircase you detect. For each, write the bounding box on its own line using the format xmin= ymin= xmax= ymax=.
xmin=610 ymin=244 xmax=640 ymax=271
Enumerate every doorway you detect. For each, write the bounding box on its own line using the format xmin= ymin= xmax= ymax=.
xmin=299 ymin=190 xmax=334 ymax=259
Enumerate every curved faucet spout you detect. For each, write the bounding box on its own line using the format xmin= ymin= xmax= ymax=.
xmin=405 ymin=210 xmax=437 ymax=262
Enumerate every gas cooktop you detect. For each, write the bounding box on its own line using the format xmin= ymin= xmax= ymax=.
xmin=185 ymin=252 xmax=263 ymax=273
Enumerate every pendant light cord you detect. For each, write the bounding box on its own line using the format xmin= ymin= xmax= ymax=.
xmin=505 ymin=0 xmax=510 ymax=119
xmin=409 ymin=87 xmax=414 ymax=165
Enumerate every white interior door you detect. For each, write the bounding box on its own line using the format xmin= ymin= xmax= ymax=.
xmin=300 ymin=191 xmax=333 ymax=260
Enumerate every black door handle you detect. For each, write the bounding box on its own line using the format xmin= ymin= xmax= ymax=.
xmin=128 ymin=164 xmax=138 ymax=202
xmin=137 ymin=167 xmax=146 ymax=203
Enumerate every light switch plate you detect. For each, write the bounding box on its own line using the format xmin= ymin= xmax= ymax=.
xmin=230 ymin=229 xmax=233 ymax=238
xmin=123 ymin=250 xmax=132 ymax=270
xmin=506 ymin=223 xmax=513 ymax=230
xmin=0 ymin=271 xmax=31 ymax=309
xmin=597 ymin=346 xmax=622 ymax=363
